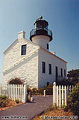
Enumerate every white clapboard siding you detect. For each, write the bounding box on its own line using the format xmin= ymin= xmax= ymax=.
xmin=53 ymin=82 xmax=74 ymax=107
xmin=0 ymin=83 xmax=27 ymax=103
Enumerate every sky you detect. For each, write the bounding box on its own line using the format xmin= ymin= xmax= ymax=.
xmin=0 ymin=0 xmax=79 ymax=84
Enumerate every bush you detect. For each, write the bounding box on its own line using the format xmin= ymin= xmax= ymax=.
xmin=62 ymin=105 xmax=68 ymax=112
xmin=32 ymin=88 xmax=38 ymax=95
xmin=31 ymin=84 xmax=53 ymax=95
xmin=49 ymin=105 xmax=57 ymax=111
xmin=15 ymin=99 xmax=19 ymax=104
xmin=0 ymin=95 xmax=8 ymax=100
xmin=67 ymin=83 xmax=79 ymax=115
xmin=8 ymin=78 xmax=24 ymax=84
xmin=38 ymin=87 xmax=45 ymax=95
xmin=27 ymin=86 xmax=32 ymax=94
xmin=0 ymin=95 xmax=9 ymax=107
xmin=46 ymin=84 xmax=53 ymax=95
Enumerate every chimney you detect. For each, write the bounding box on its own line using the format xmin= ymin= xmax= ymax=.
xmin=18 ymin=31 xmax=25 ymax=39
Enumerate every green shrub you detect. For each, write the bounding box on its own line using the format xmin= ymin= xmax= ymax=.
xmin=49 ymin=105 xmax=57 ymax=111
xmin=15 ymin=99 xmax=19 ymax=104
xmin=62 ymin=105 xmax=68 ymax=112
xmin=27 ymin=86 xmax=32 ymax=94
xmin=32 ymin=88 xmax=38 ymax=95
xmin=46 ymin=84 xmax=53 ymax=95
xmin=0 ymin=95 xmax=8 ymax=100
xmin=68 ymin=83 xmax=79 ymax=115
xmin=34 ymin=93 xmax=41 ymax=95
xmin=27 ymin=84 xmax=53 ymax=95
xmin=38 ymin=87 xmax=45 ymax=95
xmin=0 ymin=95 xmax=9 ymax=107
xmin=31 ymin=84 xmax=53 ymax=95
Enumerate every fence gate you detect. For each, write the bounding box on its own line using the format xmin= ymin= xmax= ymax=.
xmin=0 ymin=83 xmax=27 ymax=103
xmin=53 ymin=82 xmax=74 ymax=107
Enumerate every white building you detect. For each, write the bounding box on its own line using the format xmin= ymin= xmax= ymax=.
xmin=2 ymin=16 xmax=67 ymax=89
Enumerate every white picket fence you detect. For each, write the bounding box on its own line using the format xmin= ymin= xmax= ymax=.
xmin=53 ymin=82 xmax=74 ymax=107
xmin=0 ymin=83 xmax=27 ymax=103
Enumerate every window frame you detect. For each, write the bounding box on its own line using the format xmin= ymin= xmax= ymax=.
xmin=49 ymin=64 xmax=52 ymax=74
xmin=42 ymin=62 xmax=45 ymax=73
xmin=21 ymin=44 xmax=26 ymax=55
xmin=61 ymin=68 xmax=63 ymax=77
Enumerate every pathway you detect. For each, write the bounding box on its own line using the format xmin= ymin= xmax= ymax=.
xmin=0 ymin=95 xmax=53 ymax=120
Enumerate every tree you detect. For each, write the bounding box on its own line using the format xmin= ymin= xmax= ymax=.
xmin=67 ymin=69 xmax=79 ymax=85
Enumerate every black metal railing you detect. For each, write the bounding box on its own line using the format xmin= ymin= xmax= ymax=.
xmin=30 ymin=28 xmax=52 ymax=41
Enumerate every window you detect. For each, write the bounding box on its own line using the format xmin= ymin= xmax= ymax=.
xmin=47 ymin=44 xmax=49 ymax=50
xmin=21 ymin=45 xmax=26 ymax=55
xmin=64 ymin=69 xmax=66 ymax=77
xmin=61 ymin=68 xmax=63 ymax=77
xmin=42 ymin=62 xmax=45 ymax=73
xmin=49 ymin=64 xmax=51 ymax=74
xmin=55 ymin=66 xmax=58 ymax=82
xmin=47 ymin=82 xmax=49 ymax=86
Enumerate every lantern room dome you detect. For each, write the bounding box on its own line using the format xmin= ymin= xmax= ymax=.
xmin=30 ymin=16 xmax=52 ymax=41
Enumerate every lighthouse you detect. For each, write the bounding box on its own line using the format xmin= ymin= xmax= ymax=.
xmin=30 ymin=16 xmax=52 ymax=50
xmin=3 ymin=16 xmax=67 ymax=89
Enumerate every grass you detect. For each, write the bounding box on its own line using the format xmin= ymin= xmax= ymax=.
xmin=33 ymin=106 xmax=76 ymax=120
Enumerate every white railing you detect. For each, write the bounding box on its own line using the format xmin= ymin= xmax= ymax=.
xmin=53 ymin=82 xmax=74 ymax=107
xmin=0 ymin=83 xmax=27 ymax=103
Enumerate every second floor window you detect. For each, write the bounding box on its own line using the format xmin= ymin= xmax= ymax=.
xmin=49 ymin=64 xmax=51 ymax=74
xmin=42 ymin=62 xmax=45 ymax=73
xmin=21 ymin=45 xmax=26 ymax=55
xmin=61 ymin=68 xmax=63 ymax=77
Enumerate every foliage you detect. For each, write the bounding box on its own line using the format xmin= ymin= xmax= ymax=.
xmin=49 ymin=105 xmax=57 ymax=111
xmin=0 ymin=95 xmax=9 ymax=107
xmin=67 ymin=69 xmax=79 ymax=85
xmin=62 ymin=105 xmax=68 ymax=112
xmin=44 ymin=105 xmax=57 ymax=114
xmin=27 ymin=84 xmax=53 ymax=95
xmin=67 ymin=83 xmax=79 ymax=115
xmin=37 ymin=87 xmax=45 ymax=95
xmin=27 ymin=86 xmax=32 ymax=94
xmin=0 ymin=95 xmax=8 ymax=100
xmin=31 ymin=88 xmax=38 ymax=95
xmin=46 ymin=84 xmax=53 ymax=95
xmin=15 ymin=99 xmax=19 ymax=104
xmin=8 ymin=78 xmax=24 ymax=84
xmin=31 ymin=84 xmax=53 ymax=95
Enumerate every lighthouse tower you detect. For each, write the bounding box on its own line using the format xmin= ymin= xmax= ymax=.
xmin=30 ymin=16 xmax=52 ymax=50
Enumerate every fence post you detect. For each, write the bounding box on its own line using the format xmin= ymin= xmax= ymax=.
xmin=53 ymin=82 xmax=56 ymax=106
xmin=59 ymin=85 xmax=61 ymax=107
xmin=57 ymin=85 xmax=58 ymax=106
xmin=65 ymin=86 xmax=67 ymax=106
xmin=24 ymin=82 xmax=27 ymax=103
xmin=44 ymin=90 xmax=46 ymax=97
xmin=62 ymin=85 xmax=64 ymax=106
